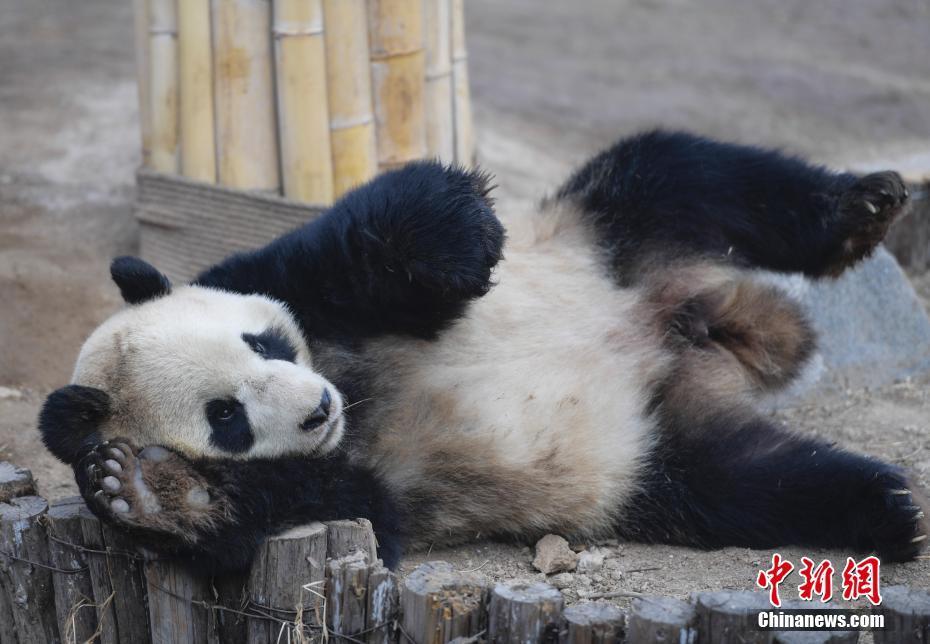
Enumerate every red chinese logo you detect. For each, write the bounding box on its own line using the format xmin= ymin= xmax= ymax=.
xmin=756 ymin=553 xmax=795 ymax=607
xmin=798 ymin=557 xmax=834 ymax=603
xmin=841 ymin=556 xmax=882 ymax=605
xmin=755 ymin=554 xmax=882 ymax=606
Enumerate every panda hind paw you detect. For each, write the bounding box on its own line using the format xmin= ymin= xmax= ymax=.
xmin=83 ymin=440 xmax=218 ymax=543
xmin=828 ymin=171 xmax=909 ymax=275
xmin=864 ymin=472 xmax=929 ymax=563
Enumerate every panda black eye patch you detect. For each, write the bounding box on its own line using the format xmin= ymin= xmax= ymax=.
xmin=242 ymin=329 xmax=297 ymax=362
xmin=205 ymin=399 xmax=254 ymax=453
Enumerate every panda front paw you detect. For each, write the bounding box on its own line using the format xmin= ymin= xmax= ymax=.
xmin=370 ymin=166 xmax=504 ymax=301
xmin=82 ymin=440 xmax=221 ymax=545
xmin=827 ymin=171 xmax=909 ymax=275
xmin=861 ymin=471 xmax=928 ymax=563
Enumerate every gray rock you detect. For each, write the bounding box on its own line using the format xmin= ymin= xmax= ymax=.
xmin=549 ymin=572 xmax=574 ymax=588
xmin=532 ymin=534 xmax=578 ymax=574
xmin=762 ymin=247 xmax=930 ymax=404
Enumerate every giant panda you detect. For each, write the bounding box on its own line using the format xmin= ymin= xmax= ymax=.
xmin=39 ymin=130 xmax=928 ymax=571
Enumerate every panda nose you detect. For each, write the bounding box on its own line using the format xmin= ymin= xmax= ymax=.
xmin=301 ymin=389 xmax=332 ymax=431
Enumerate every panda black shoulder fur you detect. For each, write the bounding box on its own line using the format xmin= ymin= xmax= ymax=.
xmin=40 ymin=130 xmax=928 ymax=571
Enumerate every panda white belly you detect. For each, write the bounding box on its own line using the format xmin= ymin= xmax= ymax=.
xmin=363 ymin=210 xmax=672 ymax=545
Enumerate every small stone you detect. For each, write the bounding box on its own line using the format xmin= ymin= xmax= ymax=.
xmin=549 ymin=572 xmax=574 ymax=589
xmin=532 ymin=534 xmax=578 ymax=574
xmin=577 ymin=546 xmax=609 ymax=573
xmin=0 ymin=387 xmax=23 ymax=400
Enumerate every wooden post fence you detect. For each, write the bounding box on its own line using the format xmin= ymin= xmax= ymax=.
xmin=2 ymin=461 xmax=929 ymax=643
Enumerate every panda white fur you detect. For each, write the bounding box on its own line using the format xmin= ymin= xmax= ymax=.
xmin=40 ymin=130 xmax=928 ymax=570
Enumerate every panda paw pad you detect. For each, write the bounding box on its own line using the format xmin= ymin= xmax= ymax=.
xmin=84 ymin=440 xmax=214 ymax=530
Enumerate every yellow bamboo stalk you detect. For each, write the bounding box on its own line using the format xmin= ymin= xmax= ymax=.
xmin=273 ymin=0 xmax=334 ymax=203
xmin=323 ymin=0 xmax=378 ymax=197
xmin=148 ymin=0 xmax=179 ymax=173
xmin=133 ymin=0 xmax=152 ymax=167
xmin=368 ymin=0 xmax=427 ymax=171
xmin=423 ymin=0 xmax=454 ymax=162
xmin=178 ymin=0 xmax=216 ymax=182
xmin=212 ymin=0 xmax=281 ymax=191
xmin=450 ymin=0 xmax=474 ymax=166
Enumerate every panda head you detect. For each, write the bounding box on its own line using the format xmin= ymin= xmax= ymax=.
xmin=39 ymin=257 xmax=345 ymax=463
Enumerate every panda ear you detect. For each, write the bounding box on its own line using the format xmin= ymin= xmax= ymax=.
xmin=110 ymin=256 xmax=171 ymax=305
xmin=38 ymin=385 xmax=111 ymax=464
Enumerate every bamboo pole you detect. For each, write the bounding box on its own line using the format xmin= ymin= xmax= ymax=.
xmin=323 ymin=0 xmax=378 ymax=197
xmin=273 ymin=0 xmax=334 ymax=203
xmin=368 ymin=0 xmax=427 ymax=171
xmin=212 ymin=0 xmax=281 ymax=191
xmin=178 ymin=0 xmax=217 ymax=182
xmin=450 ymin=0 xmax=474 ymax=166
xmin=133 ymin=0 xmax=153 ymax=167
xmin=423 ymin=0 xmax=454 ymax=162
xmin=148 ymin=0 xmax=179 ymax=173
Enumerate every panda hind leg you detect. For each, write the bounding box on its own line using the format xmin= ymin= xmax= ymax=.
xmin=649 ymin=266 xmax=815 ymax=403
xmin=617 ymin=415 xmax=929 ymax=562
xmin=557 ymin=129 xmax=910 ymax=279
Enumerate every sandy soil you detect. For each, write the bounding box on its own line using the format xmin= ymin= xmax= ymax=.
xmin=1 ymin=0 xmax=928 ymax=614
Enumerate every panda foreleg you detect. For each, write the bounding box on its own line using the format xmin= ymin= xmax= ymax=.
xmin=557 ymin=129 xmax=909 ymax=279
xmin=618 ymin=415 xmax=929 ymax=562
xmin=196 ymin=162 xmax=504 ymax=340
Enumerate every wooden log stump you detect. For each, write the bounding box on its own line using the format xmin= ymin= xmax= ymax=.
xmin=559 ymin=602 xmax=625 ymax=644
xmin=694 ymin=591 xmax=772 ymax=644
xmin=773 ymin=631 xmax=859 ymax=643
xmin=366 ymin=562 xmax=399 ymax=644
xmin=247 ymin=522 xmax=328 ymax=643
xmin=873 ymin=585 xmax=930 ymax=643
xmin=627 ymin=596 xmax=697 ymax=643
xmin=145 ymin=558 xmax=216 ymax=644
xmin=99 ymin=523 xmax=153 ymax=644
xmin=326 ymin=550 xmax=370 ymax=639
xmin=401 ymin=561 xmax=489 ymax=644
xmin=488 ymin=581 xmax=564 ymax=644
xmin=46 ymin=497 xmax=98 ymax=644
xmin=79 ymin=510 xmax=119 ymax=644
xmin=0 ymin=496 xmax=59 ymax=643
xmin=0 ymin=462 xmax=36 ymax=503
xmin=325 ymin=518 xmax=379 ymax=562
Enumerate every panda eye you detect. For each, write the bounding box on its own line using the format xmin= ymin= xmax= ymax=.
xmin=206 ymin=399 xmax=240 ymax=424
xmin=242 ymin=330 xmax=297 ymax=363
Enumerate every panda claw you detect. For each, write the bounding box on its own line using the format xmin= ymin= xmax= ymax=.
xmin=911 ymin=534 xmax=928 ymax=544
xmin=889 ymin=488 xmax=910 ymax=496
xmin=864 ymin=201 xmax=878 ymax=214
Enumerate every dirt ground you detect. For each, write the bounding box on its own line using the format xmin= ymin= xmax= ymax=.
xmin=1 ymin=0 xmax=928 ymax=612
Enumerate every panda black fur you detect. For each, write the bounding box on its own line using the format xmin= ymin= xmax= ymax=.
xmin=40 ymin=130 xmax=929 ymax=572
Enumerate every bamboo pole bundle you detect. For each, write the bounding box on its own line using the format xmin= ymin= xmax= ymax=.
xmin=423 ymin=0 xmax=454 ymax=162
xmin=178 ymin=0 xmax=217 ymax=182
xmin=148 ymin=0 xmax=179 ymax=173
xmin=450 ymin=0 xmax=475 ymax=166
xmin=212 ymin=0 xmax=281 ymax=191
xmin=133 ymin=0 xmax=153 ymax=167
xmin=273 ymin=0 xmax=334 ymax=203
xmin=367 ymin=0 xmax=427 ymax=171
xmin=323 ymin=0 xmax=378 ymax=198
